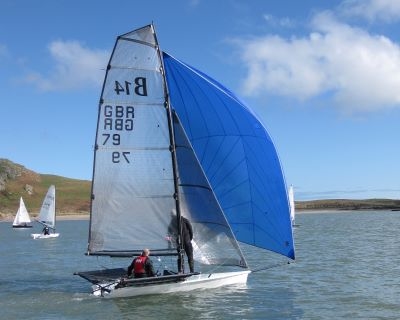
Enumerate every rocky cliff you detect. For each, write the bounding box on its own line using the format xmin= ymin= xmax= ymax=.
xmin=0 ymin=158 xmax=91 ymax=216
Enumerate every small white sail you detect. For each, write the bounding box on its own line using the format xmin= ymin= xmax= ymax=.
xmin=37 ymin=185 xmax=56 ymax=228
xmin=12 ymin=197 xmax=32 ymax=228
xmin=289 ymin=185 xmax=295 ymax=226
xmin=31 ymin=185 xmax=59 ymax=239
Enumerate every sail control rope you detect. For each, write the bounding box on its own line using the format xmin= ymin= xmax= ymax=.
xmin=251 ymin=261 xmax=292 ymax=273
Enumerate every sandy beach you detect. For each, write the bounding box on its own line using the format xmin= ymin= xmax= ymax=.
xmin=2 ymin=207 xmax=394 ymax=222
xmin=56 ymin=214 xmax=89 ymax=220
xmin=0 ymin=213 xmax=89 ymax=222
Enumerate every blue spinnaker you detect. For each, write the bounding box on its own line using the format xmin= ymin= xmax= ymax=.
xmin=163 ymin=52 xmax=295 ymax=260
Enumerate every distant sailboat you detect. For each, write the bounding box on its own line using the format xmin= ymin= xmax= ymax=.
xmin=288 ymin=185 xmax=298 ymax=227
xmin=31 ymin=185 xmax=59 ymax=239
xmin=75 ymin=24 xmax=295 ymax=298
xmin=12 ymin=197 xmax=32 ymax=228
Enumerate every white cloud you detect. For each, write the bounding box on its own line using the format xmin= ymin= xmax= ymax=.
xmin=263 ymin=14 xmax=295 ymax=28
xmin=339 ymin=0 xmax=400 ymax=22
xmin=236 ymin=11 xmax=400 ymax=113
xmin=23 ymin=40 xmax=109 ymax=92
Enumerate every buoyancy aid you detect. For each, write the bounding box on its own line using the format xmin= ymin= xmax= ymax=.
xmin=133 ymin=256 xmax=148 ymax=275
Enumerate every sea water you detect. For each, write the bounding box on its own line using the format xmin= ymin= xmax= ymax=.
xmin=0 ymin=210 xmax=399 ymax=319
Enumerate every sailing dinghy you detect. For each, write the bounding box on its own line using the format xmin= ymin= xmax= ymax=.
xmin=289 ymin=185 xmax=296 ymax=226
xmin=75 ymin=24 xmax=295 ymax=298
xmin=12 ymin=197 xmax=32 ymax=228
xmin=31 ymin=185 xmax=59 ymax=239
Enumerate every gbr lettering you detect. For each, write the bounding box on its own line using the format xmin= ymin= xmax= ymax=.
xmin=101 ymin=76 xmax=149 ymax=164
xmin=102 ymin=105 xmax=135 ymax=163
xmin=103 ymin=105 xmax=134 ymax=131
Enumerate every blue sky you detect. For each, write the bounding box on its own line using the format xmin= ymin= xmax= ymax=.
xmin=1 ymin=0 xmax=399 ymax=200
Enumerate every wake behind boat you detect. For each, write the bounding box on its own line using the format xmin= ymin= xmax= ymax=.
xmin=12 ymin=197 xmax=32 ymax=228
xmin=31 ymin=185 xmax=59 ymax=239
xmin=75 ymin=24 xmax=295 ymax=298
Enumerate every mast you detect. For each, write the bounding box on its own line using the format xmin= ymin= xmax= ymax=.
xmin=152 ymin=24 xmax=185 ymax=269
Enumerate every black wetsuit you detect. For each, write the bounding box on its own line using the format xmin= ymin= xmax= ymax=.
xmin=179 ymin=217 xmax=194 ymax=273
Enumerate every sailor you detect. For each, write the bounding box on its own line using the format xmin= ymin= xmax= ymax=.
xmin=127 ymin=248 xmax=156 ymax=278
xmin=167 ymin=210 xmax=194 ymax=273
xmin=43 ymin=226 xmax=50 ymax=235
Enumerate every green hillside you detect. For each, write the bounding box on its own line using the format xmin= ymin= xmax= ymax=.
xmin=0 ymin=159 xmax=90 ymax=218
xmin=2 ymin=158 xmax=399 ymax=220
xmin=296 ymin=198 xmax=400 ymax=211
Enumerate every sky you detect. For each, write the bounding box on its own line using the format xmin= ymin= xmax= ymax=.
xmin=1 ymin=0 xmax=399 ymax=200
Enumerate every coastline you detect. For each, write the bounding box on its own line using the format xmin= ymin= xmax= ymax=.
xmin=296 ymin=209 xmax=368 ymax=214
xmin=2 ymin=207 xmax=398 ymax=222
xmin=57 ymin=214 xmax=89 ymax=220
xmin=0 ymin=212 xmax=89 ymax=222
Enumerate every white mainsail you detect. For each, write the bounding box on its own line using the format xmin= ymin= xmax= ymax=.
xmin=12 ymin=197 xmax=31 ymax=227
xmin=88 ymin=26 xmax=174 ymax=253
xmin=289 ymin=185 xmax=295 ymax=226
xmin=37 ymin=185 xmax=56 ymax=229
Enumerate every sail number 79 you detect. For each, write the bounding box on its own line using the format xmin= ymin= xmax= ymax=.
xmin=102 ymin=134 xmax=120 ymax=145
xmin=112 ymin=152 xmax=130 ymax=163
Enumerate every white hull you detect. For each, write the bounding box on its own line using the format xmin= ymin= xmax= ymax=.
xmin=12 ymin=224 xmax=32 ymax=228
xmin=94 ymin=270 xmax=250 ymax=298
xmin=31 ymin=233 xmax=60 ymax=239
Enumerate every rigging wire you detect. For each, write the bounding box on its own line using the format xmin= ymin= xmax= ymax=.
xmin=251 ymin=261 xmax=292 ymax=273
